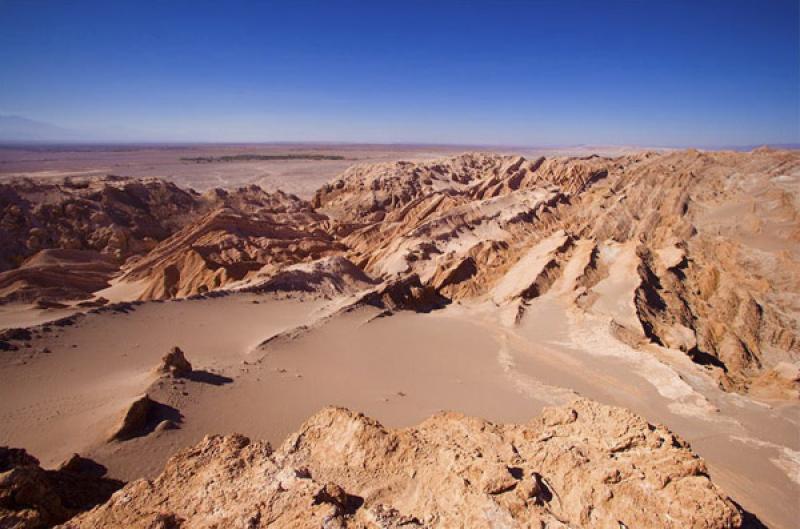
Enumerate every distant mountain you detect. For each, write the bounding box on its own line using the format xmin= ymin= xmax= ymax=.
xmin=0 ymin=115 xmax=90 ymax=142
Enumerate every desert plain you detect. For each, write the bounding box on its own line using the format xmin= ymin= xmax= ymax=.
xmin=0 ymin=143 xmax=798 ymax=529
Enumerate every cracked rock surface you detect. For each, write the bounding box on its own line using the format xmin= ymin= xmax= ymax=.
xmin=62 ymin=400 xmax=752 ymax=529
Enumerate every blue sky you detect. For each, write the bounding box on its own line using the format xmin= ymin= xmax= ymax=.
xmin=0 ymin=0 xmax=797 ymax=146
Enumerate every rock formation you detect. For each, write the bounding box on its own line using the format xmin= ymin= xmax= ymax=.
xmin=244 ymin=256 xmax=377 ymax=297
xmin=156 ymin=347 xmax=193 ymax=378
xmin=357 ymin=274 xmax=449 ymax=313
xmin=0 ymin=447 xmax=122 ymax=529
xmin=0 ymin=175 xmax=201 ymax=272
xmin=108 ymin=395 xmax=158 ymax=442
xmin=63 ymin=400 xmax=753 ymax=529
xmin=313 ymin=150 xmax=800 ymax=395
xmin=107 ymin=394 xmax=181 ymax=443
xmin=119 ymin=190 xmax=345 ymax=300
xmin=0 ymin=177 xmax=343 ymax=302
xmin=3 ymin=151 xmax=796 ymax=526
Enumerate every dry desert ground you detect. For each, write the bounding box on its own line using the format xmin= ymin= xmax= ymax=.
xmin=0 ymin=145 xmax=798 ymax=529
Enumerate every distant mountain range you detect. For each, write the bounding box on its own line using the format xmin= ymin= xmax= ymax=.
xmin=0 ymin=114 xmax=796 ymax=150
xmin=0 ymin=115 xmax=154 ymax=143
xmin=0 ymin=115 xmax=93 ymax=142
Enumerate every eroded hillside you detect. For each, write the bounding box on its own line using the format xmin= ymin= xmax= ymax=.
xmin=2 ymin=150 xmax=798 ymax=395
xmin=312 ymin=149 xmax=800 ymax=395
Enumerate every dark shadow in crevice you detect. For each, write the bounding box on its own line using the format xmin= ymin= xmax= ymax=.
xmin=687 ymin=346 xmax=728 ymax=372
xmin=507 ymin=467 xmax=524 ymax=480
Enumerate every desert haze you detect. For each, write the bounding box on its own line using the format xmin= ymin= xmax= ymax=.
xmin=0 ymin=144 xmax=797 ymax=529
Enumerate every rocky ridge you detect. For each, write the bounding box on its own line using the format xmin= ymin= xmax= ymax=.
xmin=62 ymin=400 xmax=755 ymax=529
xmin=0 ymin=177 xmax=340 ymax=303
xmin=120 ymin=189 xmax=343 ymax=300
xmin=312 ymin=150 xmax=800 ymax=395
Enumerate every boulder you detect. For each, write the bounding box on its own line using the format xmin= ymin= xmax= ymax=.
xmin=156 ymin=347 xmax=192 ymax=378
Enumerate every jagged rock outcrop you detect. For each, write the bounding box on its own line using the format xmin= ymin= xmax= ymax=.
xmin=312 ymin=153 xmax=610 ymax=222
xmin=0 ymin=175 xmax=201 ymax=272
xmin=63 ymin=400 xmax=753 ymax=529
xmin=357 ymin=274 xmax=449 ymax=313
xmin=2 ymin=150 xmax=798 ymax=395
xmin=0 ymin=177 xmax=345 ymax=302
xmin=0 ymin=447 xmax=122 ymax=529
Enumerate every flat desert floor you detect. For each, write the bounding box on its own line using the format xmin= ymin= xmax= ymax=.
xmin=0 ymin=143 xmax=652 ymax=197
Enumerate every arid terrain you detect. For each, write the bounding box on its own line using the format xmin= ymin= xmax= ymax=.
xmin=0 ymin=144 xmax=456 ymax=198
xmin=0 ymin=144 xmax=655 ymax=198
xmin=1 ymin=146 xmax=798 ymax=529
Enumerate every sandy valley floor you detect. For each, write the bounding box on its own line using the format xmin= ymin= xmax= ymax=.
xmin=1 ymin=291 xmax=798 ymax=529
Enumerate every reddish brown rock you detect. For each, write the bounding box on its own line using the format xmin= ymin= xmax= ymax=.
xmin=0 ymin=447 xmax=121 ymax=529
xmin=156 ymin=347 xmax=192 ymax=378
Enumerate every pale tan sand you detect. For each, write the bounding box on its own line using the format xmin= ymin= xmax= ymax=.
xmin=0 ymin=294 xmax=327 ymax=473
xmin=93 ymin=278 xmax=149 ymax=303
xmin=0 ymin=303 xmax=78 ymax=329
xmin=1 ymin=290 xmax=798 ymax=528
xmin=491 ymin=230 xmax=569 ymax=303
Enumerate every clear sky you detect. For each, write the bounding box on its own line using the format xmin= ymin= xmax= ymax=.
xmin=0 ymin=0 xmax=797 ymax=146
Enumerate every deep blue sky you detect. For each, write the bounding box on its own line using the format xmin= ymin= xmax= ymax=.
xmin=0 ymin=0 xmax=797 ymax=146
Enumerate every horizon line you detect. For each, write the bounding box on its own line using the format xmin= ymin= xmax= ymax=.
xmin=1 ymin=139 xmax=798 ymax=152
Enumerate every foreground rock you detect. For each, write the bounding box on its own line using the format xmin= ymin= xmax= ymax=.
xmin=0 ymin=447 xmax=122 ymax=529
xmin=64 ymin=400 xmax=753 ymax=529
